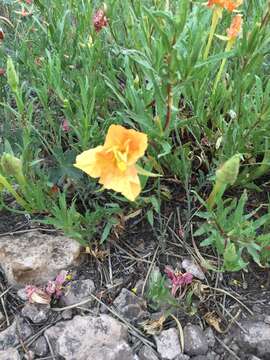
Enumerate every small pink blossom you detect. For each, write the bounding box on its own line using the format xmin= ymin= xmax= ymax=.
xmin=93 ymin=9 xmax=108 ymax=32
xmin=46 ymin=270 xmax=67 ymax=298
xmin=164 ymin=266 xmax=193 ymax=297
xmin=25 ymin=271 xmax=68 ymax=304
xmin=25 ymin=285 xmax=51 ymax=304
xmin=61 ymin=119 xmax=70 ymax=132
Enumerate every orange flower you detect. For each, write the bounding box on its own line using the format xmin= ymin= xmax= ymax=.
xmin=207 ymin=0 xmax=243 ymax=12
xmin=227 ymin=14 xmax=243 ymax=40
xmin=74 ymin=125 xmax=148 ymax=201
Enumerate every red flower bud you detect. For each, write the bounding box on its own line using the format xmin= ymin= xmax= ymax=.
xmin=93 ymin=9 xmax=108 ymax=32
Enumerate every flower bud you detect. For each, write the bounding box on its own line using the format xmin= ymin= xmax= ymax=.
xmin=0 ymin=153 xmax=26 ymax=186
xmin=216 ymin=154 xmax=241 ymax=185
xmin=7 ymin=57 xmax=19 ymax=92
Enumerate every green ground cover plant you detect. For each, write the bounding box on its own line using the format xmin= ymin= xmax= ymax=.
xmin=1 ymin=0 xmax=270 ymax=272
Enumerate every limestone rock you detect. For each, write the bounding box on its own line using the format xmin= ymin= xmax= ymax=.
xmin=0 ymin=317 xmax=32 ymax=350
xmin=234 ymin=321 xmax=270 ymax=359
xmin=0 ymin=348 xmax=20 ymax=360
xmin=31 ymin=336 xmax=48 ymax=357
xmin=181 ymin=259 xmax=205 ymax=280
xmin=138 ymin=345 xmax=159 ymax=360
xmin=204 ymin=328 xmax=216 ymax=348
xmin=60 ymin=279 xmax=95 ymax=307
xmin=183 ymin=324 xmax=208 ymax=356
xmin=0 ymin=232 xmax=82 ymax=286
xmin=154 ymin=328 xmax=181 ymax=360
xmin=21 ymin=303 xmax=50 ymax=324
xmin=44 ymin=314 xmax=134 ymax=360
xmin=113 ymin=288 xmax=148 ymax=323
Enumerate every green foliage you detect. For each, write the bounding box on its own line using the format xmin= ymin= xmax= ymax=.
xmin=1 ymin=0 xmax=270 ymax=259
xmin=147 ymin=267 xmax=176 ymax=311
xmin=195 ymin=191 xmax=270 ymax=271
xmin=42 ymin=193 xmax=122 ymax=245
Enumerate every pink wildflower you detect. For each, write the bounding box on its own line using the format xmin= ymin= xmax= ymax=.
xmin=25 ymin=285 xmax=51 ymax=304
xmin=61 ymin=119 xmax=70 ymax=132
xmin=46 ymin=270 xmax=67 ymax=298
xmin=164 ymin=266 xmax=193 ymax=297
xmin=93 ymin=9 xmax=108 ymax=32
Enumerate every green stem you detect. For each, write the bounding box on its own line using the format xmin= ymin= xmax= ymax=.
xmin=0 ymin=174 xmax=29 ymax=210
xmin=213 ymin=40 xmax=234 ymax=94
xmin=207 ymin=181 xmax=227 ymax=210
xmin=203 ymin=7 xmax=222 ymax=60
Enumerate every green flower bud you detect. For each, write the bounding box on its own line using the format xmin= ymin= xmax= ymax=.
xmin=7 ymin=57 xmax=19 ymax=93
xmin=1 ymin=153 xmax=26 ymax=187
xmin=216 ymin=154 xmax=241 ymax=185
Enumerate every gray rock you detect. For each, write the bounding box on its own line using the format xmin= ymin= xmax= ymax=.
xmin=248 ymin=356 xmax=263 ymax=360
xmin=191 ymin=356 xmax=207 ymax=360
xmin=31 ymin=336 xmax=48 ymax=357
xmin=17 ymin=288 xmax=28 ymax=302
xmin=44 ymin=314 xmax=134 ymax=360
xmin=264 ymin=315 xmax=270 ymax=325
xmin=61 ymin=309 xmax=73 ymax=320
xmin=206 ymin=351 xmax=218 ymax=360
xmin=0 ymin=317 xmax=32 ymax=350
xmin=174 ymin=355 xmax=190 ymax=360
xmin=60 ymin=279 xmax=95 ymax=307
xmin=181 ymin=259 xmax=205 ymax=280
xmin=21 ymin=303 xmax=50 ymax=323
xmin=24 ymin=349 xmax=35 ymax=359
xmin=138 ymin=345 xmax=159 ymax=360
xmin=183 ymin=325 xmax=208 ymax=356
xmin=0 ymin=348 xmax=20 ymax=360
xmin=234 ymin=321 xmax=270 ymax=359
xmin=0 ymin=312 xmax=4 ymax=323
xmin=154 ymin=328 xmax=181 ymax=359
xmin=133 ymin=280 xmax=145 ymax=297
xmin=0 ymin=232 xmax=82 ymax=286
xmin=113 ymin=288 xmax=148 ymax=323
xmin=204 ymin=328 xmax=215 ymax=348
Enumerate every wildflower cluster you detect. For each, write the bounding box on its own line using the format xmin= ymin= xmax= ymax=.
xmin=25 ymin=271 xmax=69 ymax=305
xmin=164 ymin=266 xmax=193 ymax=297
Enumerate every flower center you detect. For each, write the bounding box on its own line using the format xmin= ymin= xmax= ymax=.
xmin=115 ymin=149 xmax=128 ymax=172
xmin=106 ymin=146 xmax=128 ymax=172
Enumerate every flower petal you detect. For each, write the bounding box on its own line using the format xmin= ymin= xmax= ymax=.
xmin=99 ymin=165 xmax=141 ymax=201
xmin=104 ymin=125 xmax=148 ymax=165
xmin=74 ymin=145 xmax=104 ymax=178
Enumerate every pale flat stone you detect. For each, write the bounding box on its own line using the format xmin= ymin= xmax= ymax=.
xmin=45 ymin=314 xmax=134 ymax=360
xmin=0 ymin=348 xmax=20 ymax=360
xmin=0 ymin=232 xmax=82 ymax=286
xmin=154 ymin=328 xmax=181 ymax=359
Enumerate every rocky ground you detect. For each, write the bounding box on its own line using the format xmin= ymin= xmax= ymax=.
xmin=0 ymin=211 xmax=270 ymax=360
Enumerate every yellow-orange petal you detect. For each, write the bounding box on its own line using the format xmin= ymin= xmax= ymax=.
xmin=227 ymin=14 xmax=242 ymax=40
xmin=104 ymin=124 xmax=148 ymax=165
xmin=207 ymin=0 xmax=242 ymax=11
xmin=99 ymin=165 xmax=141 ymax=201
xmin=74 ymin=145 xmax=104 ymax=178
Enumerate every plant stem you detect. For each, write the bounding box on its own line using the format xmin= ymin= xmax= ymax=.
xmin=203 ymin=7 xmax=222 ymax=60
xmin=213 ymin=40 xmax=234 ymax=94
xmin=164 ymin=83 xmax=173 ymax=130
xmin=0 ymin=174 xmax=29 ymax=210
xmin=206 ymin=181 xmax=227 ymax=210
